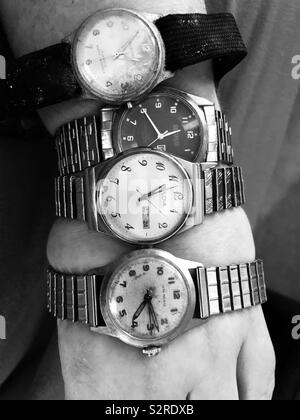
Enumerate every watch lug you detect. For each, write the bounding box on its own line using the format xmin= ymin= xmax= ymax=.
xmin=100 ymin=108 xmax=117 ymax=161
xmin=90 ymin=327 xmax=116 ymax=338
xmin=85 ymin=167 xmax=101 ymax=232
xmin=200 ymin=162 xmax=219 ymax=171
xmin=62 ymin=30 xmax=76 ymax=44
xmin=140 ymin=11 xmax=163 ymax=23
xmin=187 ymin=92 xmax=214 ymax=107
xmin=157 ymin=69 xmax=174 ymax=85
xmin=181 ymin=161 xmax=205 ymax=229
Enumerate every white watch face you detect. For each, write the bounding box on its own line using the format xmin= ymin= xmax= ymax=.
xmin=72 ymin=9 xmax=162 ymax=103
xmin=96 ymin=150 xmax=194 ymax=244
xmin=106 ymin=254 xmax=190 ymax=342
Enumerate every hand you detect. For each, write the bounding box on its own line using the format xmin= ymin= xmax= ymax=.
xmin=48 ymin=209 xmax=275 ymax=400
xmin=143 ymin=110 xmax=164 ymax=140
xmin=132 ymin=290 xmax=152 ymax=324
xmin=115 ymin=31 xmax=140 ymax=58
xmin=162 ymin=129 xmax=182 ymax=139
xmin=132 ymin=300 xmax=147 ymax=324
xmin=147 ymin=129 xmax=182 ymax=148
xmin=136 ymin=188 xmax=168 ymax=217
xmin=148 ymin=301 xmax=160 ymax=333
xmin=137 ymin=184 xmax=176 ymax=202
xmin=147 ymin=130 xmax=168 ymax=148
xmin=2 ymin=0 xmax=276 ymax=403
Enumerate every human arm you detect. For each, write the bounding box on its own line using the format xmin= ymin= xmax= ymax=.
xmin=0 ymin=0 xmax=275 ymax=400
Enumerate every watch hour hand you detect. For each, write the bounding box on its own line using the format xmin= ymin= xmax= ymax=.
xmin=138 ymin=185 xmax=176 ymax=202
xmin=139 ymin=184 xmax=166 ymax=201
xmin=161 ymin=129 xmax=182 ymax=139
xmin=132 ymin=290 xmax=152 ymax=324
xmin=132 ymin=300 xmax=147 ymax=323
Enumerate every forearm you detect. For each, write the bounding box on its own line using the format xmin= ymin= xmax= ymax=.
xmin=0 ymin=0 xmax=273 ymax=401
xmin=0 ymin=0 xmax=217 ymax=134
xmin=0 ymin=0 xmax=207 ymax=56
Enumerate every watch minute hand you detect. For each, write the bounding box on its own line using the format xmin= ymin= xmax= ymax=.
xmin=149 ymin=302 xmax=160 ymax=333
xmin=144 ymin=111 xmax=163 ymax=138
xmin=116 ymin=31 xmax=140 ymax=56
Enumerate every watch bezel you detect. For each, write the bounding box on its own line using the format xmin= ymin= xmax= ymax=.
xmin=113 ymin=87 xmax=210 ymax=163
xmin=100 ymin=249 xmax=196 ymax=349
xmin=93 ymin=148 xmax=194 ymax=245
xmin=71 ymin=8 xmax=166 ymax=105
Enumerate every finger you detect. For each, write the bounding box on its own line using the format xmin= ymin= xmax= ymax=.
xmin=237 ymin=307 xmax=276 ymax=400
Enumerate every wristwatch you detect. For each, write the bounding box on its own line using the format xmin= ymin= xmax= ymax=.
xmin=55 ymin=148 xmax=245 ymax=245
xmin=0 ymin=9 xmax=247 ymax=116
xmin=47 ymin=249 xmax=267 ymax=357
xmin=56 ymin=87 xmax=234 ymax=176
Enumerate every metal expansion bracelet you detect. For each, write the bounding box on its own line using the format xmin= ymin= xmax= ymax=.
xmin=54 ymin=166 xmax=245 ymax=222
xmin=47 ymin=260 xmax=267 ymax=327
xmin=55 ymin=109 xmax=234 ymax=176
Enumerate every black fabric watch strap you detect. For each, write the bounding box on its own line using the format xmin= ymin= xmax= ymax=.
xmin=0 ymin=13 xmax=246 ymax=120
xmin=0 ymin=112 xmax=50 ymax=140
xmin=156 ymin=13 xmax=247 ymax=80
xmin=0 ymin=43 xmax=81 ymax=117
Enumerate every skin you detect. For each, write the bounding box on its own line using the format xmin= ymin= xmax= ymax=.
xmin=0 ymin=0 xmax=276 ymax=400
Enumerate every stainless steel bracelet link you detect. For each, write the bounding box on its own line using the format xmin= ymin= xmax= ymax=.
xmin=47 ymin=260 xmax=267 ymax=327
xmin=203 ymin=166 xmax=245 ymax=215
xmin=55 ymin=174 xmax=86 ymax=221
xmin=56 ymin=108 xmax=115 ymax=176
xmin=215 ymin=110 xmax=234 ymax=165
xmin=56 ymin=109 xmax=234 ymax=176
xmin=203 ymin=107 xmax=234 ymax=165
xmin=54 ymin=166 xmax=245 ymax=221
xmin=47 ymin=269 xmax=105 ymax=327
xmin=193 ymin=260 xmax=267 ymax=319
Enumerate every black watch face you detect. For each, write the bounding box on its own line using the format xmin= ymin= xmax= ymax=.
xmin=117 ymin=92 xmax=204 ymax=162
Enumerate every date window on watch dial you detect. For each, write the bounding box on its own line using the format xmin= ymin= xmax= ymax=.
xmin=156 ymin=145 xmax=167 ymax=152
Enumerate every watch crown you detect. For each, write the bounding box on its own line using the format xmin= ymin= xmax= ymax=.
xmin=143 ymin=346 xmax=162 ymax=358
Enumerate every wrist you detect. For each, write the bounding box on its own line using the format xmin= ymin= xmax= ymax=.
xmin=1 ymin=0 xmax=207 ymax=56
xmin=39 ymin=61 xmax=218 ymax=136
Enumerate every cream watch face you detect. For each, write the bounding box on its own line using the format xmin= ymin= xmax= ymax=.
xmin=96 ymin=149 xmax=194 ymax=244
xmin=72 ymin=8 xmax=163 ymax=103
xmin=102 ymin=250 xmax=195 ymax=347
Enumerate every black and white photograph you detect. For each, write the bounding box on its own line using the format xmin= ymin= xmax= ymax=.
xmin=0 ymin=0 xmax=299 ymax=403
